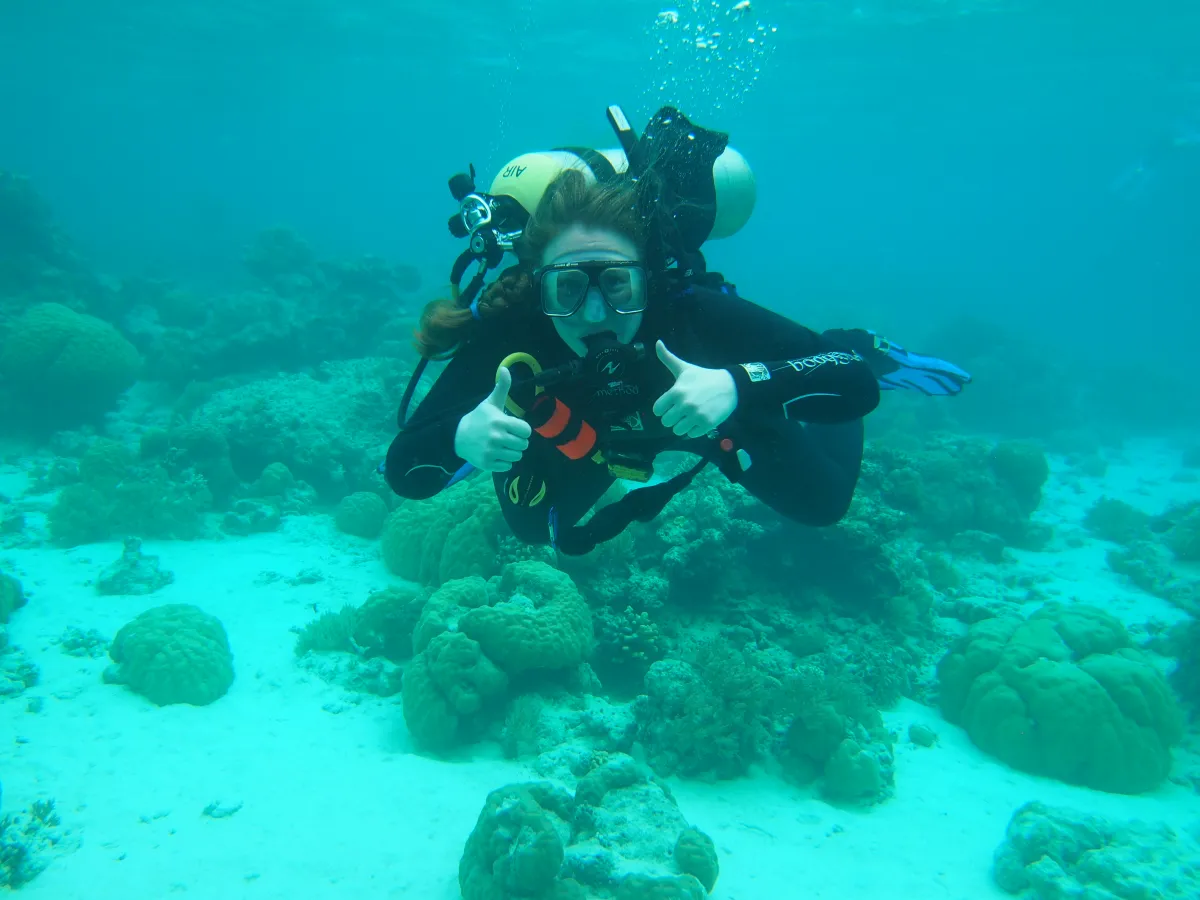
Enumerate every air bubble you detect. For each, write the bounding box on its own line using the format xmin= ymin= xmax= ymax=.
xmin=641 ymin=0 xmax=778 ymax=114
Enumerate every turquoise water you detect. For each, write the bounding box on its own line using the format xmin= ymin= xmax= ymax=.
xmin=2 ymin=2 xmax=1199 ymax=898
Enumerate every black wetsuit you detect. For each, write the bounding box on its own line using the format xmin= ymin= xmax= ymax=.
xmin=384 ymin=275 xmax=881 ymax=551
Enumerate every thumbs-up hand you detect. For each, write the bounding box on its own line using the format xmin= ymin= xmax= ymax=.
xmin=454 ymin=366 xmax=533 ymax=472
xmin=652 ymin=340 xmax=739 ymax=438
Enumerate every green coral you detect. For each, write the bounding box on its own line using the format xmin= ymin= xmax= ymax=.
xmin=335 ymin=490 xmax=389 ymax=538
xmin=823 ymin=739 xmax=886 ymax=804
xmin=221 ymin=499 xmax=280 ymax=535
xmin=250 ymin=461 xmax=295 ymax=497
xmin=294 ymin=587 xmax=429 ymax=662
xmin=778 ymin=664 xmax=894 ymax=804
xmin=1160 ymin=503 xmax=1200 ymax=562
xmin=458 ymin=561 xmax=593 ymax=674
xmin=0 ymin=572 xmax=25 ymax=624
xmin=105 ymin=604 xmax=234 ymax=706
xmin=141 ymin=423 xmax=240 ymax=505
xmin=459 ymin=758 xmax=716 ymax=900
xmin=0 ymin=302 xmax=140 ymax=426
xmin=411 ymin=576 xmax=493 ymax=655
xmin=459 ymin=782 xmax=573 ymax=900
xmin=591 ymin=604 xmax=667 ymax=696
xmin=186 ymin=360 xmax=408 ymax=502
xmin=870 ymin=436 xmax=1049 ymax=547
xmin=1105 ymin=540 xmax=1189 ymax=603
xmin=0 ymin=797 xmax=73 ymax=888
xmin=636 ymin=642 xmax=769 ymax=780
xmin=1 ymin=626 xmax=40 ymax=697
xmin=1169 ymin=618 xmax=1199 ymax=719
xmin=992 ymin=801 xmax=1200 ymax=899
xmin=1082 ymin=497 xmax=1152 ymax=545
xmin=937 ymin=602 xmax=1183 ymax=793
xmin=57 ymin=626 xmax=108 ymax=658
xmin=401 ymin=630 xmax=508 ymax=752
xmin=649 ymin=466 xmax=773 ymax=594
xmin=294 ymin=605 xmax=360 ymax=657
xmin=46 ymin=438 xmax=212 ymax=546
xmin=673 ymin=828 xmax=719 ymax=892
xmin=351 ymin=583 xmax=427 ymax=661
xmin=990 ymin=440 xmax=1050 ymax=517
xmin=379 ymin=476 xmax=506 ymax=586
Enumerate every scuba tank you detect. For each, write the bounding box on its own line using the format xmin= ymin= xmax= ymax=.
xmin=484 ymin=141 xmax=756 ymax=247
xmin=443 ymin=105 xmax=756 ymax=318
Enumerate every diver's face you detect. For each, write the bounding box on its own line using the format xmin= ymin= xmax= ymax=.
xmin=539 ymin=225 xmax=645 ymax=357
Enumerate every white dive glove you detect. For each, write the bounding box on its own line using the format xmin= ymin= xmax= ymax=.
xmin=454 ymin=366 xmax=532 ymax=473
xmin=651 ymin=340 xmax=739 ymax=439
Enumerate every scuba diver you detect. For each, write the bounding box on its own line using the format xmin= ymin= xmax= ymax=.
xmin=383 ymin=105 xmax=970 ymax=556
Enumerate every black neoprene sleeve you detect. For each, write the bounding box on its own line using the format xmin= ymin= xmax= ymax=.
xmin=678 ymin=286 xmax=881 ymax=424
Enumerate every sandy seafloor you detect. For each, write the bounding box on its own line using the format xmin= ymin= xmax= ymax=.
xmin=2 ymin=438 xmax=1199 ymax=900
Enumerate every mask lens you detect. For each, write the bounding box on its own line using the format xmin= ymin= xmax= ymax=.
xmin=542 ymin=268 xmax=591 ymax=315
xmin=599 ymin=266 xmax=644 ymax=312
xmin=539 ymin=263 xmax=647 ymax=316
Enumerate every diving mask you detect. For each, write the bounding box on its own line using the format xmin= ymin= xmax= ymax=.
xmin=534 ymin=260 xmax=648 ymax=317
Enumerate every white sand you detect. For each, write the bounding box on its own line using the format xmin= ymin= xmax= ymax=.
xmin=2 ymin=441 xmax=1199 ymax=900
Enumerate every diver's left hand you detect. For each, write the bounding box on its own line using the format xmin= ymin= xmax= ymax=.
xmin=653 ymin=340 xmax=738 ymax=438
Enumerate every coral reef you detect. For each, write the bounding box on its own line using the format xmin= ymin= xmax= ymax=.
xmin=1106 ymin=540 xmax=1199 ymax=614
xmin=17 ymin=168 xmax=1200 ymax=900
xmin=56 ymin=626 xmax=109 ymax=659
xmin=401 ymin=563 xmax=595 ymax=753
xmin=1157 ymin=501 xmax=1200 ymax=562
xmin=1169 ymin=617 xmax=1199 ymax=719
xmin=457 ymin=562 xmax=594 ymax=675
xmin=634 ymin=641 xmax=770 ymax=781
xmin=938 ymin=603 xmax=1183 ymax=793
xmin=351 ymin=583 xmax=429 ymax=661
xmin=116 ymin=225 xmax=420 ymax=384
xmin=0 ymin=798 xmax=79 ymax=888
xmin=380 ymin=475 xmax=516 ymax=586
xmin=95 ymin=537 xmax=174 ymax=595
xmin=44 ymin=438 xmax=213 ymax=545
xmin=777 ymin=664 xmax=895 ymax=805
xmin=0 ymin=571 xmax=25 ymax=624
xmin=0 ymin=627 xmax=39 ymax=698
xmin=590 ymin=604 xmax=667 ymax=697
xmin=334 ymin=490 xmax=389 ymax=538
xmin=402 ymin=630 xmax=509 ymax=752
xmin=1082 ymin=496 xmax=1152 ymax=545
xmin=0 ymin=302 xmax=140 ymax=429
xmin=104 ymin=604 xmax=235 ymax=706
xmin=868 ymin=435 xmax=1051 ymax=548
xmin=187 ymin=358 xmax=404 ymax=502
xmin=993 ymin=801 xmax=1200 ymax=899
xmin=294 ymin=605 xmax=362 ymax=657
xmin=459 ymin=755 xmax=718 ymax=900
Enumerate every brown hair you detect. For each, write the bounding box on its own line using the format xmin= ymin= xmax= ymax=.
xmin=413 ymin=169 xmax=657 ymax=359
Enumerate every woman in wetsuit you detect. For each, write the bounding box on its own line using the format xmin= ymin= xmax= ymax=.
xmin=384 ymin=170 xmax=950 ymax=554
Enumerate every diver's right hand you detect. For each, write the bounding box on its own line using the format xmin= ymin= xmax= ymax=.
xmin=454 ymin=367 xmax=532 ymax=473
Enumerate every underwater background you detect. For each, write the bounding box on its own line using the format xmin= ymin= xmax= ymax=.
xmin=2 ymin=0 xmax=1200 ymax=897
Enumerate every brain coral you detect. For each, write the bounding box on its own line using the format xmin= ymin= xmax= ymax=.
xmin=458 ymin=561 xmax=594 ymax=674
xmin=105 ymin=603 xmax=234 ymax=706
xmin=379 ymin=475 xmax=508 ymax=587
xmin=0 ymin=302 xmax=140 ymax=425
xmin=937 ymin=602 xmax=1183 ymax=793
